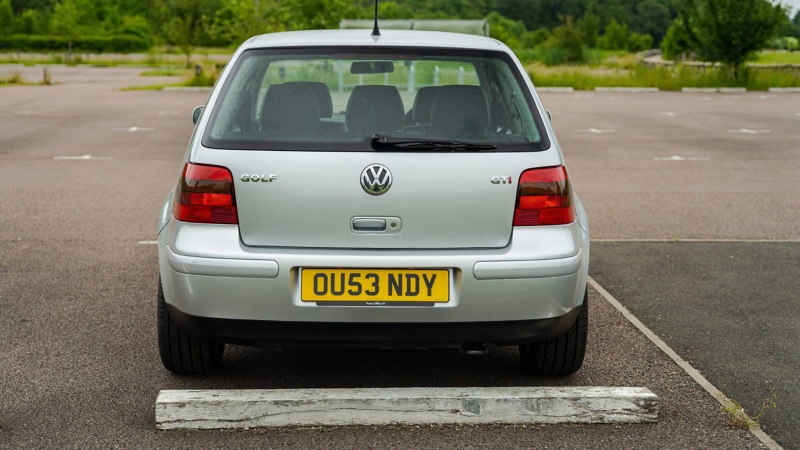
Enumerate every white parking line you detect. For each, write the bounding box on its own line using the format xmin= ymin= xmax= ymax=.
xmin=658 ymin=112 xmax=685 ymax=116
xmin=576 ymin=128 xmax=615 ymax=134
xmin=728 ymin=129 xmax=770 ymax=134
xmin=155 ymin=386 xmax=658 ymax=429
xmin=157 ymin=111 xmax=179 ymax=115
xmin=137 ymin=240 xmax=158 ymax=245
xmin=53 ymin=155 xmax=112 ymax=160
xmin=113 ymin=127 xmax=154 ymax=132
xmin=654 ymin=156 xmax=709 ymax=161
xmin=588 ymin=277 xmax=783 ymax=450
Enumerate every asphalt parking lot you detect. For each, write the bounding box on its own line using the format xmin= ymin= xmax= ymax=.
xmin=1 ymin=67 xmax=797 ymax=449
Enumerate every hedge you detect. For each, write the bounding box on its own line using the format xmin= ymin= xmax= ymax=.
xmin=0 ymin=35 xmax=150 ymax=53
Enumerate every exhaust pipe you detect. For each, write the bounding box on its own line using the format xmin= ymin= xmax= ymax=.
xmin=461 ymin=342 xmax=490 ymax=356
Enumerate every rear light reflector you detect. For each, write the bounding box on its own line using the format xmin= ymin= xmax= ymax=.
xmin=173 ymin=162 xmax=238 ymax=224
xmin=514 ymin=165 xmax=575 ymax=226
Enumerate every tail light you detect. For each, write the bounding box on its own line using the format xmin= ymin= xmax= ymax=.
xmin=173 ymin=162 xmax=238 ymax=224
xmin=514 ymin=165 xmax=575 ymax=226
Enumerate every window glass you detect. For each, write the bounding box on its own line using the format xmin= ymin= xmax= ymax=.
xmin=203 ymin=47 xmax=549 ymax=152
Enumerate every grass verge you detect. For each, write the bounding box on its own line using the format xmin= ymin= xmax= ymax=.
xmin=139 ymin=68 xmax=190 ymax=76
xmin=123 ymin=64 xmax=220 ymax=90
xmin=527 ymin=63 xmax=800 ymax=90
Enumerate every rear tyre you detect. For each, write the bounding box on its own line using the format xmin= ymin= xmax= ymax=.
xmin=519 ymin=284 xmax=588 ymax=376
xmin=157 ymin=277 xmax=224 ymax=374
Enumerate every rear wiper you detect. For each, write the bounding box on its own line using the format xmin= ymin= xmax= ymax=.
xmin=371 ymin=134 xmax=497 ymax=151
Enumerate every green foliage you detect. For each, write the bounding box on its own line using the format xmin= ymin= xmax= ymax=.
xmin=16 ymin=9 xmax=41 ymax=34
xmin=675 ymin=0 xmax=787 ymax=77
xmin=0 ymin=34 xmax=149 ymax=52
xmin=524 ymin=28 xmax=551 ymax=48
xmin=527 ymin=63 xmax=800 ymax=90
xmin=769 ymin=36 xmax=798 ymax=50
xmin=208 ymin=0 xmax=285 ymax=47
xmin=115 ymin=15 xmax=152 ymax=46
xmin=661 ymin=20 xmax=692 ymax=60
xmin=50 ymin=0 xmax=84 ymax=38
xmin=629 ymin=0 xmax=672 ymax=44
xmin=163 ymin=0 xmax=205 ymax=60
xmin=485 ymin=11 xmax=527 ymax=49
xmin=288 ymin=0 xmax=365 ymax=31
xmin=577 ymin=12 xmax=600 ymax=48
xmin=0 ymin=0 xmax=15 ymax=35
xmin=599 ymin=18 xmax=629 ymax=50
xmin=552 ymin=15 xmax=584 ymax=63
xmin=627 ymin=32 xmax=653 ymax=52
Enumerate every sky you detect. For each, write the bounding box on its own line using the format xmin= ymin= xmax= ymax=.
xmin=780 ymin=0 xmax=800 ymax=15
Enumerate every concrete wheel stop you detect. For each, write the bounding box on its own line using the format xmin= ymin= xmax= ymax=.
xmin=155 ymin=387 xmax=658 ymax=430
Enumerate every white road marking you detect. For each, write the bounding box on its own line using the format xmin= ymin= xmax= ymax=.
xmin=576 ymin=128 xmax=615 ymax=134
xmin=728 ymin=129 xmax=770 ymax=134
xmin=157 ymin=111 xmax=179 ymax=115
xmin=795 ymin=113 xmax=800 ymax=117
xmin=155 ymin=387 xmax=658 ymax=429
xmin=654 ymin=156 xmax=709 ymax=161
xmin=137 ymin=240 xmax=158 ymax=245
xmin=53 ymin=155 xmax=113 ymax=160
xmin=588 ymin=277 xmax=783 ymax=450
xmin=757 ymin=95 xmax=776 ymax=100
xmin=113 ymin=127 xmax=154 ymax=132
xmin=659 ymin=112 xmax=685 ymax=116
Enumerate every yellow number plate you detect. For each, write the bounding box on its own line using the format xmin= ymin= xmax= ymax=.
xmin=301 ymin=269 xmax=449 ymax=303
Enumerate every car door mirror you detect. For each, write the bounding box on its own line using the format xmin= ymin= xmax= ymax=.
xmin=545 ymin=109 xmax=552 ymax=121
xmin=192 ymin=106 xmax=204 ymax=125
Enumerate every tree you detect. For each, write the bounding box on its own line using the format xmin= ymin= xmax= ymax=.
xmin=577 ymin=11 xmax=599 ymax=48
xmin=0 ymin=0 xmax=14 ymax=35
xmin=485 ymin=11 xmax=527 ymax=49
xmin=675 ymin=0 xmax=786 ymax=78
xmin=164 ymin=0 xmax=206 ymax=64
xmin=208 ymin=0 xmax=285 ymax=46
xmin=660 ymin=19 xmax=692 ymax=60
xmin=599 ymin=18 xmax=629 ymax=50
xmin=50 ymin=0 xmax=83 ymax=60
xmin=287 ymin=0 xmax=365 ymax=31
xmin=553 ymin=15 xmax=584 ymax=62
xmin=630 ymin=0 xmax=672 ymax=45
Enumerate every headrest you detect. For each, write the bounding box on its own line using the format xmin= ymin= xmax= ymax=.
xmin=261 ymin=83 xmax=320 ymax=131
xmin=430 ymin=85 xmax=489 ymax=135
xmin=345 ymin=85 xmax=405 ymax=134
xmin=412 ymin=86 xmax=441 ymax=124
xmin=281 ymin=81 xmax=333 ymax=118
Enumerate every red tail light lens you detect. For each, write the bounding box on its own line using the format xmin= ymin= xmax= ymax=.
xmin=173 ymin=162 xmax=238 ymax=224
xmin=514 ymin=165 xmax=575 ymax=226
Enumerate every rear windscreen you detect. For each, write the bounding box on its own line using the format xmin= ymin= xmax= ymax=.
xmin=202 ymin=47 xmax=550 ymax=152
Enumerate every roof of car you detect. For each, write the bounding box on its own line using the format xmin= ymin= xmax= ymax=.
xmin=245 ymin=29 xmax=509 ymax=52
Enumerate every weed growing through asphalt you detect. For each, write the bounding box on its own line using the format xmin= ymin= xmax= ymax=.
xmin=722 ymin=389 xmax=777 ymax=430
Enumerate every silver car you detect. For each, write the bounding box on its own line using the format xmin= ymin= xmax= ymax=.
xmin=156 ymin=29 xmax=590 ymax=376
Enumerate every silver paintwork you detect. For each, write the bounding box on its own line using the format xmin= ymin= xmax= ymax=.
xmin=157 ymin=29 xmax=589 ymax=327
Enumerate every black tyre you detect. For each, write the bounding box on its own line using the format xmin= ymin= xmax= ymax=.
xmin=519 ymin=284 xmax=588 ymax=376
xmin=157 ymin=277 xmax=224 ymax=374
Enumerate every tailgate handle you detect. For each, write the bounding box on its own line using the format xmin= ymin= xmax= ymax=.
xmin=352 ymin=218 xmax=386 ymax=232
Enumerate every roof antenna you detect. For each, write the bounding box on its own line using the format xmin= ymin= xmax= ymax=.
xmin=371 ymin=0 xmax=380 ymax=37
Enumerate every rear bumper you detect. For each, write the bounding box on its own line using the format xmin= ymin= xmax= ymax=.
xmin=157 ymin=219 xmax=590 ymax=324
xmin=166 ymin=303 xmax=582 ymax=348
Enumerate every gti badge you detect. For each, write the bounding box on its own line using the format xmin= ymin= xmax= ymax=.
xmin=360 ymin=164 xmax=392 ymax=195
xmin=241 ymin=174 xmax=277 ymax=182
xmin=490 ymin=176 xmax=512 ymax=184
